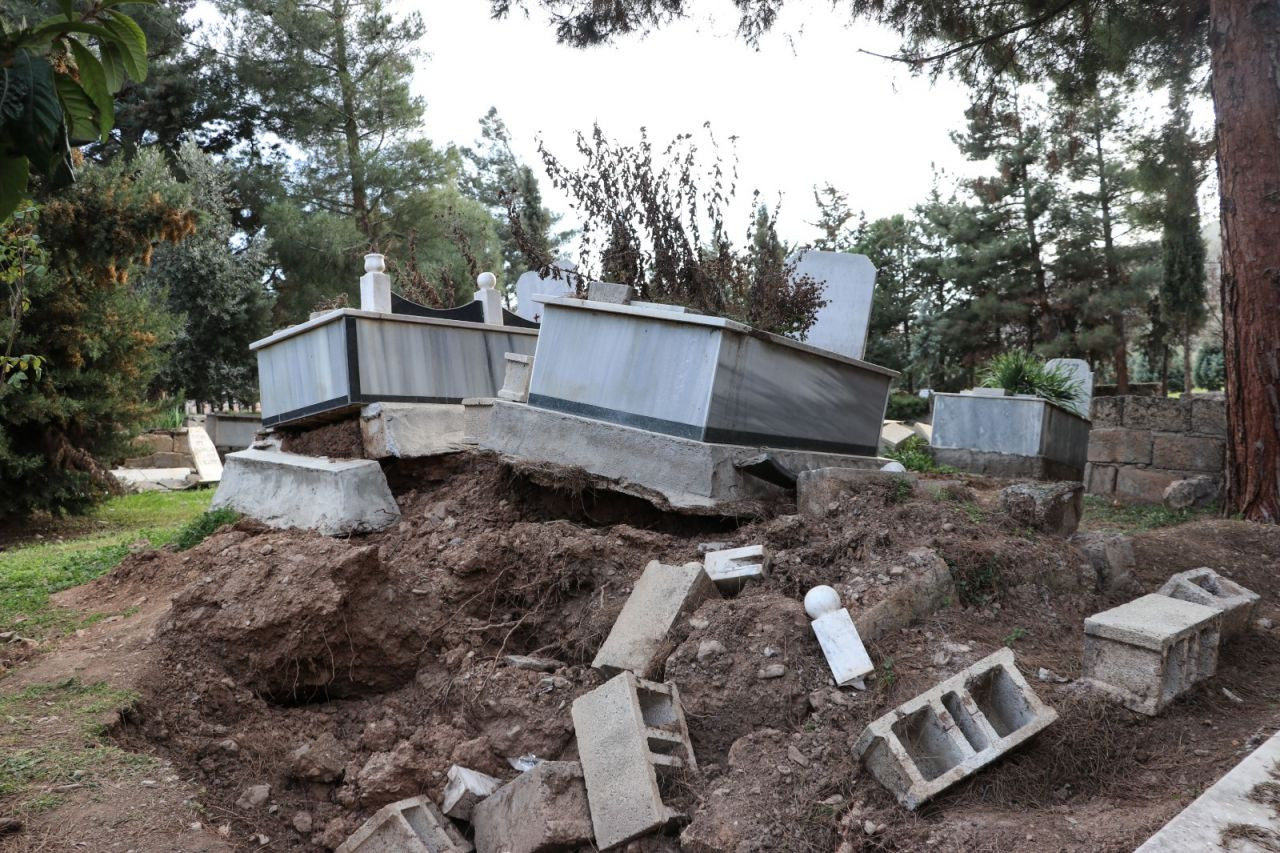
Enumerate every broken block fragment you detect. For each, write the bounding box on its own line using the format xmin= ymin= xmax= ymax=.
xmin=1157 ymin=567 xmax=1259 ymax=638
xmin=471 ymin=761 xmax=593 ymax=853
xmin=497 ymin=353 xmax=534 ymax=403
xmin=804 ymin=585 xmax=872 ymax=689
xmin=335 ymin=795 xmax=471 ymax=853
xmin=1082 ymin=593 xmax=1221 ymax=715
xmin=572 ymin=672 xmax=697 ymax=850
xmin=856 ymin=648 xmax=1057 ymax=810
xmin=440 ymin=765 xmax=501 ymax=821
xmin=592 ymin=560 xmax=719 ymax=677
xmin=703 ymin=545 xmax=769 ymax=594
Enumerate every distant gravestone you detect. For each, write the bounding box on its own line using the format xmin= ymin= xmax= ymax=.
xmin=515 ymin=260 xmax=576 ymax=322
xmin=788 ymin=250 xmax=877 ymax=361
xmin=1046 ymin=358 xmax=1094 ymax=417
xmin=186 ymin=424 xmax=224 ymax=483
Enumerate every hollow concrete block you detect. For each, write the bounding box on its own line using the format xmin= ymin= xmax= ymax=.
xmin=440 ymin=765 xmax=501 ymax=821
xmin=335 ymin=795 xmax=471 ymax=853
xmin=592 ymin=560 xmax=719 ymax=677
xmin=211 ymin=449 xmax=400 ymax=536
xmin=1082 ymin=593 xmax=1221 ymax=716
xmin=471 ymin=761 xmax=593 ymax=853
xmin=1157 ymin=567 xmax=1258 ymax=639
xmin=703 ymin=545 xmax=769 ymax=594
xmin=572 ymin=672 xmax=697 ymax=850
xmin=855 ymin=648 xmax=1057 ymax=810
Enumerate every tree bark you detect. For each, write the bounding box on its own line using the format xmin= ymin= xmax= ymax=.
xmin=332 ymin=0 xmax=372 ymax=244
xmin=1211 ymin=0 xmax=1280 ymax=522
xmin=1096 ymin=125 xmax=1128 ymax=393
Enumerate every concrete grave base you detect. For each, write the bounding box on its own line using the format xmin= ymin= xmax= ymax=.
xmin=1136 ymin=730 xmax=1280 ymax=851
xmin=359 ymin=402 xmax=465 ymax=459
xmin=212 ymin=449 xmax=400 ymax=536
xmin=931 ymin=447 xmax=1085 ymax=481
xmin=470 ymin=399 xmax=888 ymax=510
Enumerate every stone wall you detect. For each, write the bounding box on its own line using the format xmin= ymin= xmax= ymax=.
xmin=1085 ymin=394 xmax=1226 ymax=503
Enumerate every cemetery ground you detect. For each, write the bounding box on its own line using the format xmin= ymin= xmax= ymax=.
xmin=0 ymin=457 xmax=1277 ymax=852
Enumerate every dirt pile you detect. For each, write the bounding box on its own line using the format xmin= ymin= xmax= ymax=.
xmin=87 ymin=452 xmax=1280 ymax=852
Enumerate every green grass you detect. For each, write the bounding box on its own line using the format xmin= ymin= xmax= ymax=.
xmin=885 ymin=435 xmax=959 ymax=474
xmin=0 ymin=490 xmax=214 ymax=638
xmin=1081 ymin=495 xmax=1220 ymax=533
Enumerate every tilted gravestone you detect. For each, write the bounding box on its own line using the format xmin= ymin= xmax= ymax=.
xmin=1046 ymin=357 xmax=1093 ymax=418
xmin=514 ymin=260 xmax=576 ymax=322
xmin=788 ymin=250 xmax=877 ymax=361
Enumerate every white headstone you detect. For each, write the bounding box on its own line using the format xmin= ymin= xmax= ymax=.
xmin=789 ymin=250 xmax=877 ymax=361
xmin=804 ymin=584 xmax=873 ymax=689
xmin=515 ymin=261 xmax=576 ymax=322
xmin=359 ymin=253 xmax=391 ymax=314
xmin=1046 ymin=358 xmax=1094 ymax=417
xmin=186 ymin=425 xmax=223 ymax=483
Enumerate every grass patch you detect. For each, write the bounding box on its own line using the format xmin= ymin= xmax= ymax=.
xmin=0 ymin=490 xmax=212 ymax=638
xmin=1081 ymin=495 xmax=1219 ymax=533
xmin=173 ymin=506 xmax=240 ymax=551
xmin=885 ymin=435 xmax=959 ymax=474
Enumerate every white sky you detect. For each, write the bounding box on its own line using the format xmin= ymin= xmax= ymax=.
xmin=413 ymin=1 xmax=978 ymax=245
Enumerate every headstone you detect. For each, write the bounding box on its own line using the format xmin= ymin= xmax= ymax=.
xmin=788 ymin=250 xmax=877 ymax=361
xmin=586 ymin=280 xmax=634 ymax=305
xmin=186 ymin=425 xmax=223 ymax=483
xmin=359 ymin=253 xmax=391 ymax=314
xmin=515 ymin=261 xmax=575 ymax=322
xmin=1046 ymin=358 xmax=1093 ymax=417
xmin=804 ymin=585 xmax=872 ymax=689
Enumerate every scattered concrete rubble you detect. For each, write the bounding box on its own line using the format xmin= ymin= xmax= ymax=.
xmin=1082 ymin=593 xmax=1222 ymax=715
xmin=572 ymin=672 xmax=697 ymax=850
xmin=212 ymin=448 xmax=400 ymax=536
xmin=440 ymin=765 xmax=501 ymax=821
xmin=592 ymin=560 xmax=719 ymax=677
xmin=1070 ymin=531 xmax=1137 ymax=591
xmin=497 ymin=353 xmax=534 ymax=403
xmin=1135 ymin=729 xmax=1280 ymax=851
xmin=470 ymin=761 xmax=593 ymax=853
xmin=856 ymin=648 xmax=1057 ymax=809
xmin=334 ymin=795 xmax=471 ymax=853
xmin=999 ymin=481 xmax=1083 ymax=536
xmin=1157 ymin=567 xmax=1259 ymax=638
xmin=804 ymin=585 xmax=872 ymax=689
xmin=703 ymin=544 xmax=769 ymax=593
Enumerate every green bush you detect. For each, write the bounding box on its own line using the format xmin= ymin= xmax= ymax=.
xmin=173 ymin=507 xmax=240 ymax=551
xmin=980 ymin=351 xmax=1083 ymax=414
xmin=885 ymin=435 xmax=956 ymax=473
xmin=1194 ymin=343 xmax=1225 ymax=391
xmin=885 ymin=392 xmax=929 ymax=422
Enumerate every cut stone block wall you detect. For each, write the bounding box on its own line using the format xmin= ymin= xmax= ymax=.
xmin=1085 ymin=394 xmax=1226 ymax=504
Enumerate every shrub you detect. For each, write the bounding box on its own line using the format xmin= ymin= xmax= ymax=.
xmin=885 ymin=392 xmax=929 ymax=422
xmin=173 ymin=507 xmax=240 ymax=552
xmin=1194 ymin=342 xmax=1225 ymax=391
xmin=885 ymin=435 xmax=956 ymax=473
xmin=980 ymin=351 xmax=1083 ymax=413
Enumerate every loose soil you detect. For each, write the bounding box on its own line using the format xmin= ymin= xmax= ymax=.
xmin=3 ymin=451 xmax=1279 ymax=853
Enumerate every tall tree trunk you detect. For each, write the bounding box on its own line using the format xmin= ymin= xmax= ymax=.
xmin=332 ymin=0 xmax=372 ymax=243
xmin=1096 ymin=125 xmax=1128 ymax=393
xmin=1211 ymin=0 xmax=1280 ymax=523
xmin=1018 ymin=162 xmax=1050 ymax=345
xmin=1183 ymin=327 xmax=1194 ymax=394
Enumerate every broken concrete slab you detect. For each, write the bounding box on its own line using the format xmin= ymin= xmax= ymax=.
xmin=1082 ymin=593 xmax=1222 ymax=716
xmin=1135 ymin=729 xmax=1280 ymax=851
xmin=856 ymin=648 xmax=1057 ymax=810
xmin=497 ymin=353 xmax=534 ymax=403
xmin=999 ymin=481 xmax=1083 ymax=536
xmin=472 ymin=400 xmax=887 ymax=511
xmin=880 ymin=420 xmax=916 ymax=453
xmin=335 ymin=795 xmax=471 ymax=853
xmin=187 ymin=424 xmax=224 ymax=483
xmin=703 ymin=545 xmax=769 ymax=594
xmin=110 ymin=467 xmax=196 ymax=492
xmin=804 ymin=585 xmax=872 ymax=689
xmin=1070 ymin=531 xmax=1137 ymax=592
xmin=572 ymin=672 xmax=697 ymax=850
xmin=360 ymin=403 xmax=465 ymax=458
xmin=592 ymin=560 xmax=719 ymax=677
xmin=471 ymin=761 xmax=593 ymax=853
xmin=910 ymin=422 xmax=933 ymax=443
xmin=441 ymin=765 xmax=501 ymax=821
xmin=212 ymin=449 xmax=400 ymax=536
xmin=796 ymin=467 xmax=915 ymax=517
xmin=1157 ymin=567 xmax=1259 ymax=638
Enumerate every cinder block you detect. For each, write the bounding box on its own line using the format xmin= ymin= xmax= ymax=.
xmin=1085 ymin=462 xmax=1117 ymax=495
xmin=1151 ymin=433 xmax=1224 ymax=473
xmin=1122 ymin=397 xmax=1190 ymax=432
xmin=592 ymin=560 xmax=719 ymax=677
xmin=335 ymin=795 xmax=471 ymax=853
xmin=1189 ymin=396 xmax=1227 ymax=437
xmin=1083 ymin=593 xmax=1222 ymax=716
xmin=441 ymin=765 xmax=501 ymax=821
xmin=703 ymin=545 xmax=769 ymax=594
xmin=855 ymin=648 xmax=1057 ymax=810
xmin=497 ymin=353 xmax=534 ymax=403
xmin=572 ymin=672 xmax=697 ymax=850
xmin=1087 ymin=428 xmax=1152 ymax=465
xmin=1090 ymin=396 xmax=1124 ymax=427
xmin=471 ymin=761 xmax=593 ymax=853
xmin=1158 ymin=568 xmax=1259 ymax=638
xmin=586 ymin=281 xmax=634 ymax=304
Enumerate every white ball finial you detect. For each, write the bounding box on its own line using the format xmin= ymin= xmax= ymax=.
xmin=804 ymin=585 xmax=842 ymax=620
xmin=364 ymin=253 xmax=385 ymax=274
xmin=477 ymin=272 xmax=497 ymax=291
xmin=881 ymin=461 xmax=907 ymax=473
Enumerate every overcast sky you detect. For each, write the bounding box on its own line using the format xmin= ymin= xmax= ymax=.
xmin=414 ymin=1 xmax=979 ymax=246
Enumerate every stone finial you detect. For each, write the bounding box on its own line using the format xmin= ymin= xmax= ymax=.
xmin=474 ymin=272 xmax=503 ymax=324
xmin=804 ymin=585 xmax=841 ymax=619
xmin=360 ymin=254 xmax=391 ymax=313
xmin=364 ymin=253 xmax=386 ymax=274
xmin=477 ymin=271 xmax=497 ymax=291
